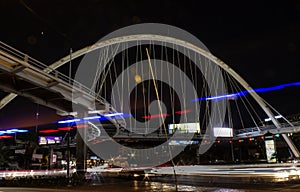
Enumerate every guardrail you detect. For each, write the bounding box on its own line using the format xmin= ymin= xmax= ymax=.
xmin=235 ymin=121 xmax=300 ymax=136
xmin=0 ymin=41 xmax=105 ymax=103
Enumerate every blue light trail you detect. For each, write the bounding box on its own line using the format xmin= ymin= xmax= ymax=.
xmin=0 ymin=129 xmax=28 ymax=135
xmin=191 ymin=82 xmax=300 ymax=102
xmin=57 ymin=113 xmax=132 ymax=124
xmin=57 ymin=119 xmax=81 ymax=124
xmin=56 ymin=82 xmax=299 ymax=125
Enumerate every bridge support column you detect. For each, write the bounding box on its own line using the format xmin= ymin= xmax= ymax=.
xmin=76 ymin=127 xmax=87 ymax=182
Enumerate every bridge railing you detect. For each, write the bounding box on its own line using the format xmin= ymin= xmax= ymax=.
xmin=235 ymin=120 xmax=300 ymax=137
xmin=0 ymin=40 xmax=126 ymax=129
xmin=235 ymin=127 xmax=261 ymax=135
xmin=0 ymin=41 xmax=106 ymax=104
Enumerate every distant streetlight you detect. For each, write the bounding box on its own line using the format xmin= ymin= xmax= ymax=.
xmin=264 ymin=115 xmax=282 ymax=122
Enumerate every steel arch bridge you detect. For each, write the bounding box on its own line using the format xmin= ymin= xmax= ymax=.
xmin=0 ymin=34 xmax=299 ymax=158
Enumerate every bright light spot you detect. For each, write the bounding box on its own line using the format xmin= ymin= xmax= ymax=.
xmin=264 ymin=115 xmax=282 ymax=122
xmin=16 ymin=129 xmax=28 ymax=133
xmin=131 ymin=153 xmax=135 ymax=157
xmin=264 ymin=118 xmax=271 ymax=122
xmin=58 ymin=127 xmax=73 ymax=131
xmin=0 ymin=135 xmax=13 ymax=139
xmin=104 ymin=113 xmax=124 ymax=117
xmin=9 ymin=129 xmax=19 ymax=132
xmin=289 ymin=170 xmax=297 ymax=175
xmin=83 ymin=116 xmax=103 ymax=120
xmin=206 ymin=94 xmax=237 ymax=101
xmin=74 ymin=124 xmax=88 ymax=129
xmin=58 ymin=119 xmax=81 ymax=124
xmin=142 ymin=113 xmax=170 ymax=119
xmin=175 ymin=109 xmax=191 ymax=115
xmin=39 ymin=129 xmax=59 ymax=134
xmin=275 ymin=171 xmax=289 ymax=178
xmin=134 ymin=75 xmax=142 ymax=83
xmin=88 ymin=110 xmax=105 ymax=114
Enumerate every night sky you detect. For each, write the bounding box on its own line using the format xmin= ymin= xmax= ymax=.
xmin=0 ymin=0 xmax=300 ymax=129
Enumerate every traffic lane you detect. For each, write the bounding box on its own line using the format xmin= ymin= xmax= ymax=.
xmin=1 ymin=185 xmax=300 ymax=192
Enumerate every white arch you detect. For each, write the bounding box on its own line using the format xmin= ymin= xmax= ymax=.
xmin=1 ymin=34 xmax=299 ymax=157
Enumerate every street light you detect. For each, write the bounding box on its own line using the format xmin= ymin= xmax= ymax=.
xmin=264 ymin=115 xmax=283 ymax=122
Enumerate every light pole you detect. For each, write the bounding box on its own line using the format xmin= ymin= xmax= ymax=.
xmin=66 ymin=123 xmax=71 ymax=186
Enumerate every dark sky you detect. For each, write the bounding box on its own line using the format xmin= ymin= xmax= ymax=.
xmin=0 ymin=0 xmax=300 ymax=129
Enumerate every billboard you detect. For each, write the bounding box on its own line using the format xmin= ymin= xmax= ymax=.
xmin=265 ymin=139 xmax=276 ymax=163
xmin=168 ymin=122 xmax=200 ymax=134
xmin=213 ymin=127 xmax=233 ymax=137
xmin=39 ymin=136 xmax=62 ymax=145
xmin=168 ymin=140 xmax=199 ymax=145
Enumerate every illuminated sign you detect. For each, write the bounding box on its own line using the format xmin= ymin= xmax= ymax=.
xmin=52 ymin=154 xmax=57 ymax=163
xmin=213 ymin=127 xmax=233 ymax=137
xmin=265 ymin=139 xmax=276 ymax=163
xmin=90 ymin=156 xmax=99 ymax=160
xmin=168 ymin=140 xmax=199 ymax=145
xmin=38 ymin=136 xmax=62 ymax=145
xmin=168 ymin=123 xmax=200 ymax=134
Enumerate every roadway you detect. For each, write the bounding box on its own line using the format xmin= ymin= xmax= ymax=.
xmin=1 ymin=183 xmax=300 ymax=192
xmin=0 ymin=163 xmax=300 ymax=191
xmin=148 ymin=163 xmax=300 ymax=183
